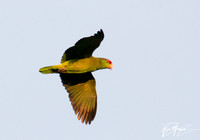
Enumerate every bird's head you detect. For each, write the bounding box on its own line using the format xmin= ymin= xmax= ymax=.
xmin=99 ymin=58 xmax=113 ymax=70
xmin=106 ymin=59 xmax=113 ymax=70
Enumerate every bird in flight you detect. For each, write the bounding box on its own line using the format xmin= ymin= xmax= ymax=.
xmin=39 ymin=29 xmax=112 ymax=124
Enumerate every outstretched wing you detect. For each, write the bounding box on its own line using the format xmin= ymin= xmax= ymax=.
xmin=60 ymin=72 xmax=97 ymax=124
xmin=61 ymin=29 xmax=104 ymax=63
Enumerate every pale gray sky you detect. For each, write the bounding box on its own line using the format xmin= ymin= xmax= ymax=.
xmin=0 ymin=0 xmax=200 ymax=140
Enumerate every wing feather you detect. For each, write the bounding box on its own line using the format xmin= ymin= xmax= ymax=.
xmin=61 ymin=29 xmax=104 ymax=63
xmin=60 ymin=73 xmax=97 ymax=124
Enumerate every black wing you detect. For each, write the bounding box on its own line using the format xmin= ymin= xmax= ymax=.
xmin=61 ymin=29 xmax=104 ymax=63
xmin=60 ymin=73 xmax=97 ymax=124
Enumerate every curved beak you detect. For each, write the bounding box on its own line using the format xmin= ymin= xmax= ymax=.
xmin=108 ymin=63 xmax=113 ymax=70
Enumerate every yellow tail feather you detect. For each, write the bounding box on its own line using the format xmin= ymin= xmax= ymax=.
xmin=39 ymin=66 xmax=56 ymax=74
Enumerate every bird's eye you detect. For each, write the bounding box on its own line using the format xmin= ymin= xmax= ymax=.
xmin=107 ymin=59 xmax=112 ymax=64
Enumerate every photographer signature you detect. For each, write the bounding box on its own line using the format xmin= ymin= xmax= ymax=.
xmin=161 ymin=122 xmax=200 ymax=137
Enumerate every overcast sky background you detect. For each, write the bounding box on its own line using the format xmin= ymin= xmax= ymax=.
xmin=0 ymin=0 xmax=200 ymax=140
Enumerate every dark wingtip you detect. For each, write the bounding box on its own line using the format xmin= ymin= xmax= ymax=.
xmin=95 ymin=29 xmax=104 ymax=39
xmin=99 ymin=29 xmax=104 ymax=35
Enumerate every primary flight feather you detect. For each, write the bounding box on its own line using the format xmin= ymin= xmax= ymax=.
xmin=39 ymin=29 xmax=112 ymax=124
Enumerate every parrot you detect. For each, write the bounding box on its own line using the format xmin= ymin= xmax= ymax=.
xmin=39 ymin=29 xmax=112 ymax=124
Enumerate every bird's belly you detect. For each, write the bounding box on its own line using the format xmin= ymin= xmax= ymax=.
xmin=58 ymin=61 xmax=97 ymax=74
